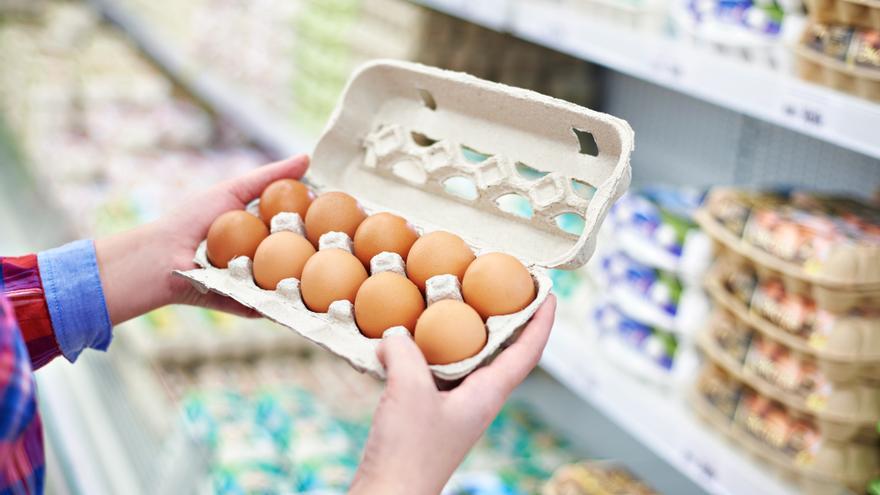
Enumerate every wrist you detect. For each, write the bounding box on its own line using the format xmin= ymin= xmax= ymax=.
xmin=95 ymin=221 xmax=177 ymax=324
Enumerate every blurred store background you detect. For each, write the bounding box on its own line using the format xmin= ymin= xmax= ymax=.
xmin=0 ymin=0 xmax=878 ymax=494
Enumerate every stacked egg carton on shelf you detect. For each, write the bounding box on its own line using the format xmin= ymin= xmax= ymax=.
xmin=694 ymin=188 xmax=880 ymax=494
xmin=0 ymin=1 xmax=308 ymax=363
xmin=671 ymin=0 xmax=807 ymax=69
xmin=587 ymin=188 xmax=711 ymax=388
xmin=793 ymin=20 xmax=880 ymax=101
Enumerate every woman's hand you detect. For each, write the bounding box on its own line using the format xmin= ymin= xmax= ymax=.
xmin=95 ymin=155 xmax=310 ymax=324
xmin=350 ymin=295 xmax=557 ymax=495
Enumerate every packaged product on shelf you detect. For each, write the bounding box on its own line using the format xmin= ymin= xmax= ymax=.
xmin=542 ymin=460 xmax=661 ymax=495
xmin=693 ymin=365 xmax=880 ymax=493
xmin=606 ymin=188 xmax=712 ymax=284
xmin=698 ymin=311 xmax=880 ymax=427
xmin=176 ymin=60 xmax=633 ymax=382
xmin=672 ymin=0 xmax=806 ymax=69
xmin=696 ymin=189 xmax=880 ymax=493
xmin=592 ymin=250 xmax=711 ymax=333
xmin=593 ymin=302 xmax=698 ymax=387
xmin=698 ymin=188 xmax=880 ymax=288
xmin=794 ymin=23 xmax=880 ymax=102
xmin=594 ymin=302 xmax=678 ymax=371
xmin=713 ymin=252 xmax=880 ymax=337
xmin=803 ymin=0 xmax=880 ymax=31
xmin=733 ymin=389 xmax=823 ymax=459
xmin=852 ymin=28 xmax=880 ymax=69
xmin=804 ymin=22 xmax=855 ymax=59
xmin=705 ymin=253 xmax=880 ymax=380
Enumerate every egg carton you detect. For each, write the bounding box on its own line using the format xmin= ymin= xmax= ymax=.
xmin=696 ymin=190 xmax=880 ymax=290
xmin=793 ymin=32 xmax=880 ymax=102
xmin=692 ymin=366 xmax=880 ymax=494
xmin=712 ymin=245 xmax=880 ymax=314
xmin=697 ymin=311 xmax=880 ymax=434
xmin=705 ymin=259 xmax=880 ymax=381
xmin=177 ymin=60 xmax=633 ymax=382
xmin=804 ymin=0 xmax=880 ymax=30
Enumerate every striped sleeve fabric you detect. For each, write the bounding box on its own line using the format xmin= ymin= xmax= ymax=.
xmin=0 ymin=295 xmax=45 ymax=495
xmin=0 ymin=254 xmax=61 ymax=370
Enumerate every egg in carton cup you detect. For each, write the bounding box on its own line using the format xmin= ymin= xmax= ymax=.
xmin=175 ymin=60 xmax=633 ymax=383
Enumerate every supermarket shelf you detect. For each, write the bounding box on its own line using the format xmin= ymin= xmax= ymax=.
xmin=415 ymin=0 xmax=880 ymax=161
xmin=540 ymin=321 xmax=801 ymax=495
xmin=86 ymin=0 xmax=315 ymax=159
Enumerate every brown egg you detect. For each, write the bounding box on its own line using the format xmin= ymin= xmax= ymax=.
xmin=300 ymin=248 xmax=368 ymax=312
xmin=304 ymin=192 xmax=367 ymax=246
xmin=462 ymin=252 xmax=536 ymax=319
xmin=206 ymin=210 xmax=269 ymax=269
xmin=406 ymin=231 xmax=475 ymax=291
xmin=259 ymin=178 xmax=312 ymax=226
xmin=252 ymin=232 xmax=316 ymax=290
xmin=414 ymin=300 xmax=486 ymax=365
xmin=354 ymin=272 xmax=425 ymax=338
xmin=353 ymin=212 xmax=419 ymax=269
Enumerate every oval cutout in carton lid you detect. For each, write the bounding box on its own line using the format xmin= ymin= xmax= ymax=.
xmin=309 ymin=60 xmax=633 ymax=269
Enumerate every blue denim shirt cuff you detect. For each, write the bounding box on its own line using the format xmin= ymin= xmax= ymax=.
xmin=37 ymin=239 xmax=112 ymax=361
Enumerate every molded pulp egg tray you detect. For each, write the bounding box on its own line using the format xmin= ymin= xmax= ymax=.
xmin=177 ymin=60 xmax=633 ymax=381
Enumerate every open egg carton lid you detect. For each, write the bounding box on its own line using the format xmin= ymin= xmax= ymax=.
xmin=177 ymin=60 xmax=633 ymax=382
xmin=308 ymin=60 xmax=633 ymax=270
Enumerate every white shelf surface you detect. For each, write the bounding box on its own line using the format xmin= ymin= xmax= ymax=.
xmin=541 ymin=321 xmax=800 ymax=495
xmin=87 ymin=0 xmax=315 ymax=159
xmin=416 ymin=0 xmax=880 ymax=161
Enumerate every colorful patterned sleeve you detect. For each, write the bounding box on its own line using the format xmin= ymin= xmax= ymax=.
xmin=0 ymin=295 xmax=44 ymax=494
xmin=0 ymin=254 xmax=62 ymax=370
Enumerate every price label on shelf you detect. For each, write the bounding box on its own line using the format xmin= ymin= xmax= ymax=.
xmin=681 ymin=448 xmax=726 ymax=493
xmin=647 ymin=46 xmax=692 ymax=87
xmin=779 ymin=86 xmax=833 ymax=132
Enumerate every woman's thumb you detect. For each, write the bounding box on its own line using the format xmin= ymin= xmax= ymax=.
xmin=378 ymin=329 xmax=434 ymax=392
